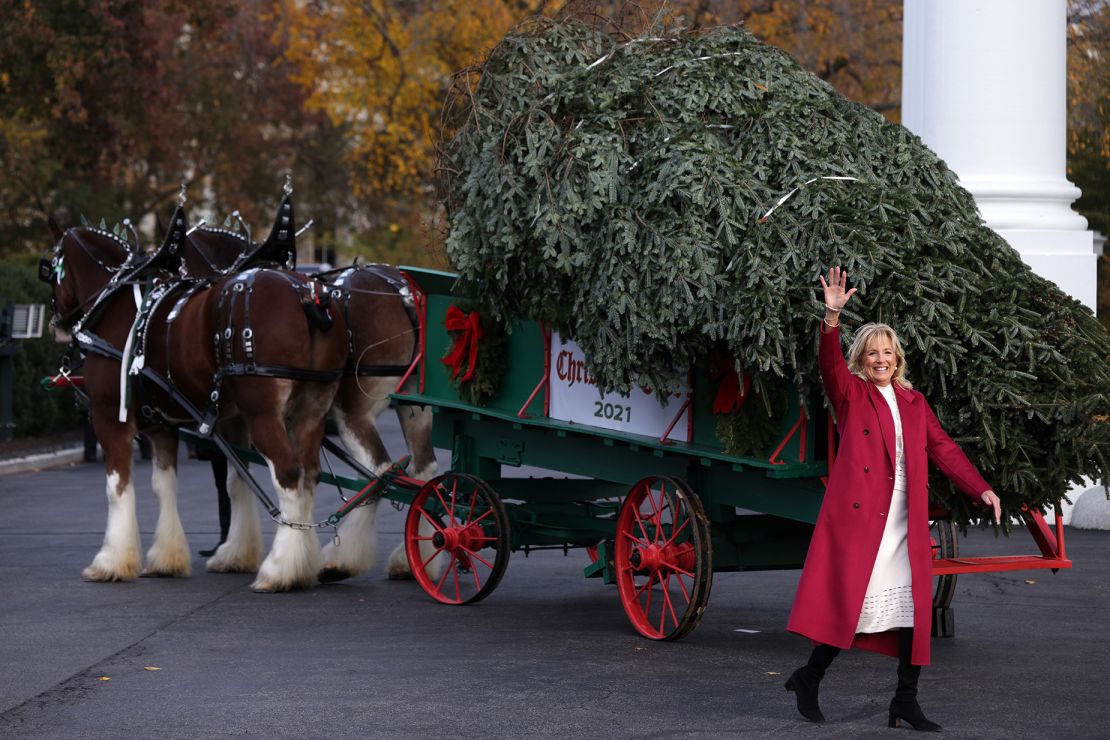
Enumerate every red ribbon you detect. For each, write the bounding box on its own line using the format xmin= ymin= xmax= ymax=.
xmin=711 ymin=357 xmax=750 ymax=415
xmin=441 ymin=305 xmax=484 ymax=382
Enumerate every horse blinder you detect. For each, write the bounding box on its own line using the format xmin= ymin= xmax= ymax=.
xmin=38 ymin=257 xmax=54 ymax=283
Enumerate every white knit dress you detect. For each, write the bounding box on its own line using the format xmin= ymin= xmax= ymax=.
xmin=855 ymin=383 xmax=915 ymax=633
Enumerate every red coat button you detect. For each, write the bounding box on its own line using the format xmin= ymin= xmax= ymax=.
xmin=863 ymin=429 xmax=870 ymax=436
xmin=864 ymin=466 xmax=870 ymax=473
xmin=852 ymin=502 xmax=860 ymax=509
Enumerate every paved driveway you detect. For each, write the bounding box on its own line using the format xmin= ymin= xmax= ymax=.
xmin=1 ymin=417 xmax=1107 ymax=738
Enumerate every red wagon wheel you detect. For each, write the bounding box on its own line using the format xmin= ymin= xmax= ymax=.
xmin=404 ymin=473 xmax=510 ymax=605
xmin=614 ymin=476 xmax=712 ymax=640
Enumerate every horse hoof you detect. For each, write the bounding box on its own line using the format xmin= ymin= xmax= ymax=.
xmin=250 ymin=579 xmax=310 ymax=593
xmin=206 ymin=554 xmax=261 ymax=574
xmin=386 ymin=567 xmax=414 ymax=581
xmin=318 ymin=566 xmax=352 ymax=584
xmin=83 ymin=562 xmax=139 ymax=582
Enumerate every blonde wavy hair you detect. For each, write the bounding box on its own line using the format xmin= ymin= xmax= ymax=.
xmin=846 ymin=323 xmax=913 ymax=390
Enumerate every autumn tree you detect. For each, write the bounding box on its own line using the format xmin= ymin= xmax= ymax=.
xmin=1067 ymin=0 xmax=1110 ymax=326
xmin=0 ymin=0 xmax=347 ymax=257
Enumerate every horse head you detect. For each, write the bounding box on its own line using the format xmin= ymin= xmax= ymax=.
xmin=40 ymin=227 xmax=134 ymax=330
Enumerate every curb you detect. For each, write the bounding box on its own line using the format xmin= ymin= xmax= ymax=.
xmin=0 ymin=445 xmax=87 ymax=476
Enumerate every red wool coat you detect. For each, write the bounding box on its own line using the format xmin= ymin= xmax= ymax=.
xmin=787 ymin=324 xmax=991 ymax=666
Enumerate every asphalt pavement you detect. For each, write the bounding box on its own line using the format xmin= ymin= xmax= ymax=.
xmin=1 ymin=415 xmax=1107 ymax=739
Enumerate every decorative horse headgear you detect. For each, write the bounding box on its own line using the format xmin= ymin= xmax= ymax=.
xmin=257 ymin=177 xmax=297 ymax=270
xmin=145 ymin=186 xmax=188 ymax=275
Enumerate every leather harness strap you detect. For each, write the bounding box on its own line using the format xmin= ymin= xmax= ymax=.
xmin=332 ymin=264 xmax=419 ymax=377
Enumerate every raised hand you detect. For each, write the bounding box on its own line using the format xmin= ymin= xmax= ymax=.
xmin=819 ymin=266 xmax=856 ymax=312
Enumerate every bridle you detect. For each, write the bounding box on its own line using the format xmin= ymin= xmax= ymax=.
xmin=39 ymin=228 xmax=140 ymax=330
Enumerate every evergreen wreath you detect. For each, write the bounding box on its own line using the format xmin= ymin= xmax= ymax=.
xmin=437 ymin=15 xmax=1110 ymax=527
xmin=441 ymin=301 xmax=508 ymax=407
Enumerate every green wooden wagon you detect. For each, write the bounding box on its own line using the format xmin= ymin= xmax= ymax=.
xmin=373 ymin=267 xmax=1073 ymax=641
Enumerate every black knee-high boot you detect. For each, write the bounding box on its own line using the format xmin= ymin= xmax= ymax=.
xmin=786 ymin=643 xmax=840 ymax=722
xmin=889 ymin=628 xmax=942 ymax=732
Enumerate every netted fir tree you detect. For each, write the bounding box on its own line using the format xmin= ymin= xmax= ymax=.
xmin=436 ymin=16 xmax=1110 ymax=528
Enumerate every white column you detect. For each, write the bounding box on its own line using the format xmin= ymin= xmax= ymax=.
xmin=903 ymin=0 xmax=1098 ymax=526
xmin=903 ymin=0 xmax=1096 ymax=309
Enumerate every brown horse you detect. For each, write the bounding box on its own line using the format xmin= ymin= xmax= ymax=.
xmin=184 ymin=226 xmax=438 ymax=582
xmin=182 ymin=226 xmax=437 ymax=585
xmin=41 ymin=206 xmax=348 ymax=592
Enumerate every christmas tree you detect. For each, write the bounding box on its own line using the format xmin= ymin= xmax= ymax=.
xmin=438 ymin=17 xmax=1110 ymax=525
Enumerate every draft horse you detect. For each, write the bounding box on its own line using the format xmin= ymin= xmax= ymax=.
xmin=41 ymin=201 xmax=348 ymax=591
xmin=184 ymin=223 xmax=438 ymax=583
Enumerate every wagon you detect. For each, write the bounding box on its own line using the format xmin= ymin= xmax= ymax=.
xmin=41 ymin=265 xmax=1073 ymax=640
xmin=377 ymin=267 xmax=1073 ymax=640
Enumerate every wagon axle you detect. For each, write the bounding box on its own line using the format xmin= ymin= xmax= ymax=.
xmin=628 ymin=542 xmax=696 ymax=576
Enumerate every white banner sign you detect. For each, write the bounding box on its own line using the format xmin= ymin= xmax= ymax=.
xmin=548 ymin=333 xmax=691 ymax=442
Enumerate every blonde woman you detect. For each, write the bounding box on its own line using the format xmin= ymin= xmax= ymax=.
xmin=785 ymin=267 xmax=1001 ymax=730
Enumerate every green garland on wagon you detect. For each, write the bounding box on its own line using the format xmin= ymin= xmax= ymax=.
xmin=437 ymin=16 xmax=1110 ymax=528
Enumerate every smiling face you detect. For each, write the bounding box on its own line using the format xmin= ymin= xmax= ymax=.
xmin=861 ymin=336 xmax=897 ymax=387
xmin=846 ymin=323 xmax=912 ymax=390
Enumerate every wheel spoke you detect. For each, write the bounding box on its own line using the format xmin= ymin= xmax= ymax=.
xmin=452 ymin=558 xmax=461 ymax=602
xmin=460 ymin=546 xmax=495 ymax=570
xmin=419 ymin=545 xmax=446 ymax=571
xmin=657 ymin=573 xmax=669 ymax=634
xmin=664 ymin=512 xmax=691 ymax=547
xmin=418 ymin=506 xmax=445 ymax=532
xmin=465 ymin=485 xmax=478 ymax=524
xmin=470 ymin=565 xmax=482 ymax=592
xmin=674 ymin=569 xmax=691 ymax=602
xmin=620 ymin=529 xmax=649 ymax=547
xmin=467 ymin=534 xmax=497 ymax=545
xmin=632 ymin=501 xmax=652 ymax=544
xmin=449 ymin=478 xmax=459 ymax=527
xmin=661 ymin=572 xmax=680 ymax=629
xmin=433 ymin=486 xmax=453 ymax=525
xmin=652 ymin=489 xmax=673 ymax=546
xmin=668 ymin=564 xmax=694 ymax=578
xmin=466 ymin=508 xmax=495 ymax=527
xmin=434 ymin=555 xmax=453 ymax=594
xmin=646 ymin=482 xmax=661 ymax=519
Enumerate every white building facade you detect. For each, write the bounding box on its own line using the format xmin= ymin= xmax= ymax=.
xmin=901 ymin=0 xmax=1100 ymax=524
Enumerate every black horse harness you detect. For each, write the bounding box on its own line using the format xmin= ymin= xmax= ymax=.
xmin=53 ymin=254 xmax=343 ymax=434
xmin=331 ymin=264 xmax=420 ymax=377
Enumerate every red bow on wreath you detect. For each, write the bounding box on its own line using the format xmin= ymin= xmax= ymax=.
xmin=441 ymin=305 xmax=484 ymax=382
xmin=710 ymin=357 xmax=751 ymax=415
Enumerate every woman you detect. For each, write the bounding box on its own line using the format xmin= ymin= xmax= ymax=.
xmin=785 ymin=267 xmax=1001 ymax=731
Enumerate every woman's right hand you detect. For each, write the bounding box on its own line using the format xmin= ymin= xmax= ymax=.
xmin=820 ymin=266 xmax=857 ymax=312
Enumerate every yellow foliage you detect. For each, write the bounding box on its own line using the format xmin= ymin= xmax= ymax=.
xmin=277 ymin=0 xmax=529 ymax=201
xmin=1068 ymin=0 xmax=1110 ymax=162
